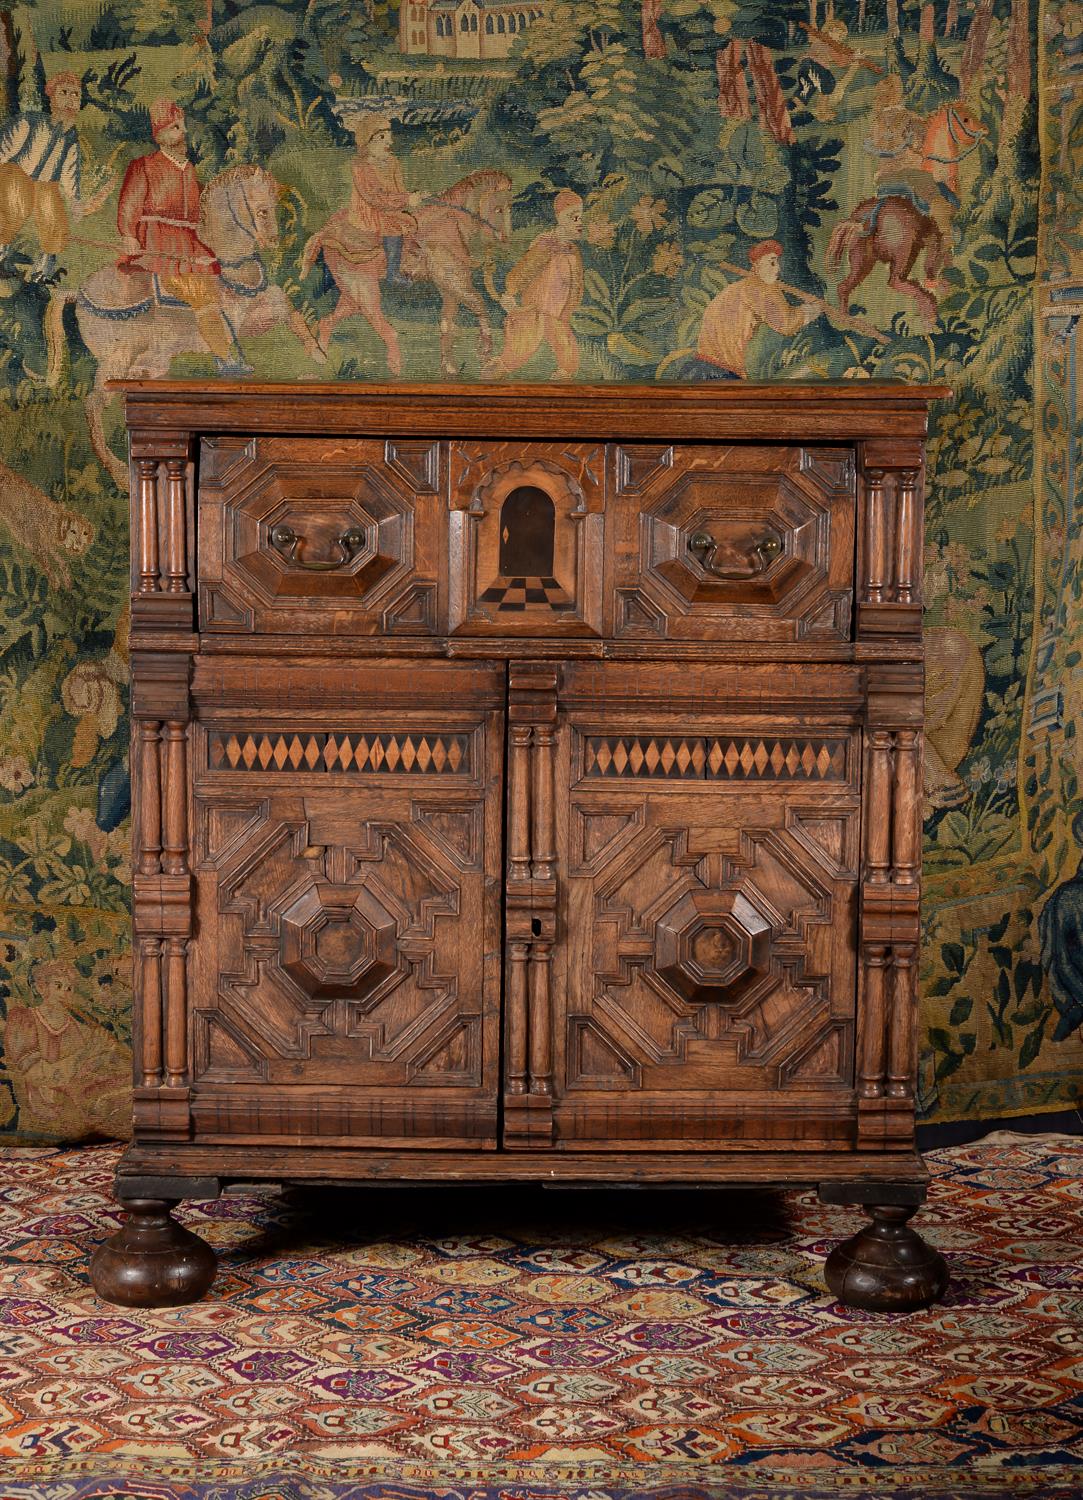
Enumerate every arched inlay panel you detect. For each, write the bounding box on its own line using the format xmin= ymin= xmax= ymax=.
xmin=498 ymin=485 xmax=556 ymax=576
xmin=449 ymin=442 xmax=604 ymax=636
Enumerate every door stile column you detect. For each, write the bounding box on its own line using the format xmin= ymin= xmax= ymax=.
xmin=503 ymin=663 xmax=559 ymax=1146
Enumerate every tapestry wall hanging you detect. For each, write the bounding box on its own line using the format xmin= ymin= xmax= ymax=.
xmin=0 ymin=0 xmax=1079 ymax=1140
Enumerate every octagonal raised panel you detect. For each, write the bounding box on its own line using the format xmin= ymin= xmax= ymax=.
xmin=608 ymin=444 xmax=855 ymax=642
xmin=650 ymin=478 xmax=818 ymax=609
xmin=655 ymin=888 xmax=772 ymax=1002
xmin=198 ymin=435 xmax=443 ymax=634
xmin=279 ymin=880 xmax=399 ymax=1005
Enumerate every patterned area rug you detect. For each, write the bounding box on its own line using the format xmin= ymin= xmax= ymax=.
xmin=0 ymin=1136 xmax=1080 ymax=1499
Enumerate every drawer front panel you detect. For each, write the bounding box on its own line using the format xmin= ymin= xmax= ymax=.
xmin=448 ymin=440 xmax=604 ymax=636
xmin=197 ymin=435 xmax=444 ymax=635
xmin=549 ymin=663 xmax=861 ymax=1150
xmin=187 ymin=661 xmax=504 ymax=1148
xmin=607 ymin=444 xmax=855 ymax=642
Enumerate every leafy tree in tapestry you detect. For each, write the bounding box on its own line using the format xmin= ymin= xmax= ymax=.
xmin=300 ymin=0 xmax=400 ymax=82
xmin=181 ymin=5 xmax=346 ymax=166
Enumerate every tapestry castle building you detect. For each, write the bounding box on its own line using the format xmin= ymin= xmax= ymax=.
xmin=399 ymin=0 xmax=545 ymax=59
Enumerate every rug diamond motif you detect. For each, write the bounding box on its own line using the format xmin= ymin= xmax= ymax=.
xmin=0 ymin=1140 xmax=1080 ymax=1498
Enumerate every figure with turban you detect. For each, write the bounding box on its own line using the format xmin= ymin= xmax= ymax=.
xmin=487 ymin=188 xmax=584 ymax=379
xmin=116 ymin=99 xmax=250 ymax=374
xmin=0 ymin=72 xmax=114 ymax=281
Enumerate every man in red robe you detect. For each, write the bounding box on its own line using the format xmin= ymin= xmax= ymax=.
xmin=116 ymin=99 xmax=250 ymax=374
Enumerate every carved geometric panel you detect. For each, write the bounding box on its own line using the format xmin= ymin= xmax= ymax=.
xmin=207 ymin=815 xmax=462 ymax=1057
xmin=570 ymin=804 xmax=645 ymax=873
xmin=187 ymin=668 xmax=504 ymax=1147
xmin=786 ymin=807 xmax=861 ymax=877
xmin=411 ymin=804 xmax=484 ymax=868
xmin=552 ymin=658 xmax=862 ymax=1147
xmin=197 ymin=435 xmax=445 ymax=635
xmin=614 ymin=587 xmax=667 ymax=638
xmin=614 ymin=444 xmax=674 ymax=495
xmin=606 ymin=443 xmax=855 ymax=643
xmin=560 ymin=811 xmax=856 ymax=1106
xmin=197 ymin=798 xmax=269 ymax=867
xmin=654 ymin=888 xmax=773 ymax=1003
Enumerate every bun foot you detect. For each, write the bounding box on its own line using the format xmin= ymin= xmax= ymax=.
xmin=825 ymin=1203 xmax=948 ymax=1312
xmin=90 ymin=1198 xmax=217 ymax=1308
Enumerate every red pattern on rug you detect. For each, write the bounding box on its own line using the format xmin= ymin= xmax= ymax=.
xmin=0 ymin=1137 xmax=1080 ymax=1496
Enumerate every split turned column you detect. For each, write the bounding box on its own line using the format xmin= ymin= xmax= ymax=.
xmin=129 ymin=432 xmax=196 ymax=1141
xmin=503 ymin=663 xmax=559 ymax=1146
xmin=856 ymin=438 xmax=926 ymax=1151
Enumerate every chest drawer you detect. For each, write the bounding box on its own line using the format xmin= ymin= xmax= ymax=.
xmin=605 ymin=443 xmax=856 ymax=642
xmin=194 ymin=436 xmax=856 ymax=644
xmin=196 ymin=435 xmax=444 ymax=635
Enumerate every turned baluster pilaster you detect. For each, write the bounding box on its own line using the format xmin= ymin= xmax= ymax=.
xmin=138 ymin=720 xmax=162 ymax=876
xmin=163 ymin=457 xmax=188 ymax=594
xmin=892 ymin=729 xmax=921 ymax=886
xmin=163 ymin=937 xmax=189 ymax=1089
xmin=887 ymin=945 xmax=917 ymax=1099
xmin=867 ymin=731 xmax=893 ymax=885
xmin=137 ymin=458 xmax=160 ymax=595
xmin=506 ymin=940 xmax=529 ymax=1096
xmin=160 ymin=723 xmax=188 ymax=878
xmin=528 ymin=941 xmax=553 ymax=1097
xmin=531 ymin=725 xmax=555 ymax=883
xmin=160 ymin=719 xmax=190 ymax=1090
xmin=894 ymin=469 xmax=919 ymax=605
xmin=864 ymin=467 xmax=888 ymax=604
xmin=139 ymin=937 xmax=163 ymax=1088
xmin=130 ymin=653 xmax=193 ymax=1135
xmin=858 ymin=945 xmax=890 ymax=1101
xmin=508 ymin=725 xmax=532 ymax=885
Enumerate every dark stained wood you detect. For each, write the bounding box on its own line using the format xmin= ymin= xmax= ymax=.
xmin=89 ymin=1199 xmax=217 ymax=1307
xmin=824 ymin=1203 xmax=949 ymax=1312
xmin=113 ymin=380 xmax=950 ymax=443
xmin=100 ymin=379 xmax=948 ymax=1312
xmin=118 ymin=1143 xmax=930 ymax=1186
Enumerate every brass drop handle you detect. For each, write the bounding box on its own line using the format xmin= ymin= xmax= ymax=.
xmin=687 ymin=529 xmax=783 ymax=579
xmin=270 ymin=523 xmax=366 ymax=571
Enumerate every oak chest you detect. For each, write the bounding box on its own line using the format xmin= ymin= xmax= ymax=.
xmin=92 ymin=380 xmax=950 ymax=1313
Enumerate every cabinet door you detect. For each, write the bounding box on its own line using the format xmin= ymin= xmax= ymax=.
xmin=188 ymin=661 xmax=503 ymax=1148
xmin=548 ymin=662 xmax=862 ymax=1150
